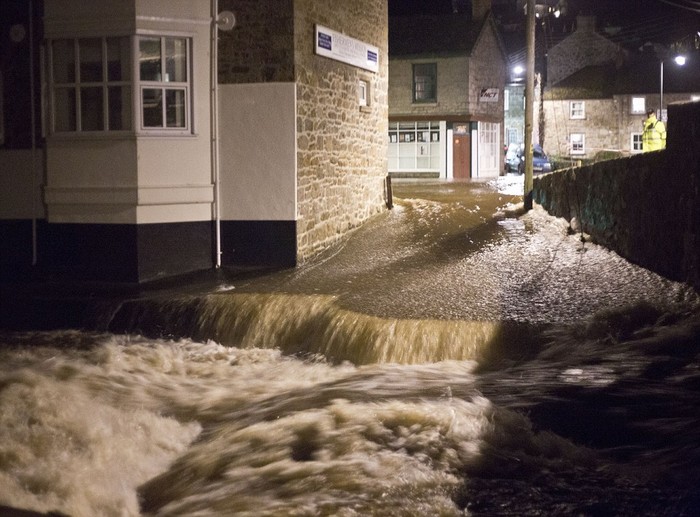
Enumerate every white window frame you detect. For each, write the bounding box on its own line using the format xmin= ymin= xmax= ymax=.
xmin=358 ymin=75 xmax=372 ymax=110
xmin=358 ymin=80 xmax=367 ymax=106
xmin=570 ymin=133 xmax=585 ymax=155
xmin=49 ymin=36 xmax=132 ymax=134
xmin=137 ymin=35 xmax=192 ymax=134
xmin=570 ymin=100 xmax=585 ymax=119
xmin=631 ymin=97 xmax=646 ymax=114
xmin=388 ymin=121 xmax=441 ymax=171
xmin=504 ymin=89 xmax=510 ymax=111
xmin=631 ymin=132 xmax=643 ymax=153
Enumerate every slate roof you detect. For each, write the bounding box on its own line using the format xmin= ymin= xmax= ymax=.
xmin=389 ymin=14 xmax=487 ymax=57
xmin=544 ymin=52 xmax=700 ymax=99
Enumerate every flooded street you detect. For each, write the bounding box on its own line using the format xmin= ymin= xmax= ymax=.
xmin=2 ymin=177 xmax=700 ymax=516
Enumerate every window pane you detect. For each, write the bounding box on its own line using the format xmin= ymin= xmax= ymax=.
xmin=108 ymin=86 xmax=131 ymax=130
xmin=107 ymin=37 xmax=131 ymax=82
xmin=79 ymin=38 xmax=103 ymax=82
xmin=142 ymin=88 xmax=163 ymax=127
xmin=413 ymin=63 xmax=436 ymax=102
xmin=140 ymin=38 xmax=162 ymax=81
xmin=54 ymin=87 xmax=76 ymax=131
xmin=165 ymin=38 xmax=187 ymax=83
xmin=80 ymin=86 xmax=104 ymax=131
xmin=53 ymin=39 xmax=75 ymax=83
xmin=166 ymin=89 xmax=186 ymax=127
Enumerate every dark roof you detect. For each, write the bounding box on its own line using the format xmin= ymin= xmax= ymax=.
xmin=544 ymin=51 xmax=700 ymax=99
xmin=389 ymin=14 xmax=486 ymax=57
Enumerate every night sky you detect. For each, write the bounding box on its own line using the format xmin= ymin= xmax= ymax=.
xmin=388 ymin=0 xmax=698 ymax=18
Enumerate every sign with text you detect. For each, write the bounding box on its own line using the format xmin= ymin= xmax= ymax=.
xmin=479 ymin=88 xmax=500 ymax=102
xmin=315 ymin=24 xmax=379 ymax=73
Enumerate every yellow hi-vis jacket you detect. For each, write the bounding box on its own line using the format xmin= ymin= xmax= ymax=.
xmin=642 ymin=114 xmax=666 ymax=152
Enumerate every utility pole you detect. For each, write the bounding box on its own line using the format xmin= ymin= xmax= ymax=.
xmin=524 ymin=0 xmax=535 ymax=210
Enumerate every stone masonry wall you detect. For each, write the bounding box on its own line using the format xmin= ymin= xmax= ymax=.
xmin=293 ymin=0 xmax=389 ymax=262
xmin=218 ymin=0 xmax=295 ymax=83
xmin=468 ymin=18 xmax=506 ymax=123
xmin=389 ymin=56 xmax=469 ymax=117
xmin=534 ymin=101 xmax=700 ymax=290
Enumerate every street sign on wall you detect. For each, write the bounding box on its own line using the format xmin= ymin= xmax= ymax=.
xmin=479 ymin=88 xmax=500 ymax=102
xmin=315 ymin=24 xmax=379 ymax=73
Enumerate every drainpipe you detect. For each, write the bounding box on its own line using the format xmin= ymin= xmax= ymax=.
xmin=211 ymin=0 xmax=222 ymax=268
xmin=29 ymin=0 xmax=38 ymax=266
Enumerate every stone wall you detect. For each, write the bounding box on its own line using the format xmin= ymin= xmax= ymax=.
xmin=293 ymin=0 xmax=389 ymax=262
xmin=389 ymin=55 xmax=469 ymax=117
xmin=218 ymin=0 xmax=295 ymax=83
xmin=468 ymin=18 xmax=506 ymax=124
xmin=542 ymin=93 xmax=697 ymax=159
xmin=534 ymin=101 xmax=700 ymax=290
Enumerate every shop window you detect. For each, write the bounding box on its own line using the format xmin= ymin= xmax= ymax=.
xmin=569 ymin=101 xmax=585 ymax=119
xmin=413 ymin=63 xmax=436 ymax=103
xmin=570 ymin=133 xmax=585 ymax=155
xmin=50 ymin=37 xmax=132 ymax=132
xmin=139 ymin=36 xmax=190 ymax=130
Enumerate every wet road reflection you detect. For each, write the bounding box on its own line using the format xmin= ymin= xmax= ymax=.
xmin=231 ymin=177 xmax=696 ymax=324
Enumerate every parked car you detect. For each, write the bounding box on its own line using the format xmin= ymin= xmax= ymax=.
xmin=504 ymin=143 xmax=552 ymax=174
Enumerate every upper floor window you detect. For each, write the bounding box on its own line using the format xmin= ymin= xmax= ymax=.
xmin=631 ymin=97 xmax=646 ymax=114
xmin=570 ymin=100 xmax=585 ymax=119
xmin=139 ymin=36 xmax=190 ymax=130
xmin=570 ymin=133 xmax=585 ymax=155
xmin=49 ymin=35 xmax=192 ymax=135
xmin=50 ymin=37 xmax=132 ymax=132
xmin=413 ymin=63 xmax=437 ymax=103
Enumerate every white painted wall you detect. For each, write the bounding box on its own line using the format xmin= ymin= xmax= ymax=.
xmin=43 ymin=0 xmax=213 ymax=225
xmin=218 ymin=82 xmax=297 ymax=221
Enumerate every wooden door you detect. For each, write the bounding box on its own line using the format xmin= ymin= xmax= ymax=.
xmin=453 ymin=134 xmax=471 ymax=179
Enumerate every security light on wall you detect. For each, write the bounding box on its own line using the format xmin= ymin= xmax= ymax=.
xmin=217 ymin=11 xmax=236 ymax=31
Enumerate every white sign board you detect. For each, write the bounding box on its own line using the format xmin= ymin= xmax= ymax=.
xmin=479 ymin=88 xmax=500 ymax=102
xmin=315 ymin=24 xmax=379 ymax=73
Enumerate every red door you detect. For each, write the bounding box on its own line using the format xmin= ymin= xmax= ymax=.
xmin=453 ymin=134 xmax=471 ymax=179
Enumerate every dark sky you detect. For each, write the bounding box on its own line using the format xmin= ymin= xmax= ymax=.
xmin=388 ymin=0 xmax=698 ymax=18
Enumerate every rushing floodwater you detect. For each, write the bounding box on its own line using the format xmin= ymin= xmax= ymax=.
xmin=1 ymin=177 xmax=700 ymax=516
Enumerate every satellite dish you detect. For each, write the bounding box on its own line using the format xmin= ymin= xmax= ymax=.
xmin=217 ymin=11 xmax=236 ymax=31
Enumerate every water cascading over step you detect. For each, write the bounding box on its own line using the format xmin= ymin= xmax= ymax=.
xmin=107 ymin=292 xmax=512 ymax=365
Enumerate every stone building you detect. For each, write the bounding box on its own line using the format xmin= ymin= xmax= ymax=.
xmin=388 ymin=0 xmax=508 ymax=179
xmin=0 ymin=0 xmax=388 ymax=284
xmin=542 ymin=16 xmax=700 ymax=161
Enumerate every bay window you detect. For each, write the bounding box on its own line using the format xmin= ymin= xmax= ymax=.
xmin=51 ymin=37 xmax=131 ymax=132
xmin=49 ymin=34 xmax=192 ymax=135
xmin=139 ymin=36 xmax=189 ymax=130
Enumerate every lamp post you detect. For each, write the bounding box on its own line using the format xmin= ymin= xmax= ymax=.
xmin=659 ymin=54 xmax=686 ymax=119
xmin=524 ymin=0 xmax=535 ymax=210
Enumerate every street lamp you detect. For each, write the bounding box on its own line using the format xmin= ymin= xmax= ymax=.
xmin=660 ymin=54 xmax=686 ymax=119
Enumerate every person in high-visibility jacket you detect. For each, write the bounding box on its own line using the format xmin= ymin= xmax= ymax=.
xmin=642 ymin=109 xmax=666 ymax=152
